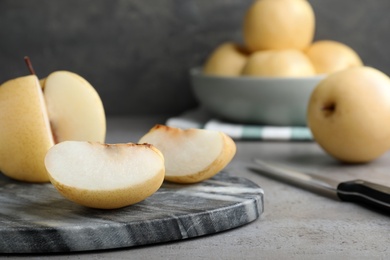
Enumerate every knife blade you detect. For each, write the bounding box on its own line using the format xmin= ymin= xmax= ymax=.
xmin=249 ymin=159 xmax=390 ymax=213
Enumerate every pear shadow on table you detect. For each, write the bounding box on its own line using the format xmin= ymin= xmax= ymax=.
xmin=278 ymin=154 xmax=370 ymax=168
xmin=282 ymin=153 xmax=341 ymax=167
xmin=279 ymin=153 xmax=372 ymax=177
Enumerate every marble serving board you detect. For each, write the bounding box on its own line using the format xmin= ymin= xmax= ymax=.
xmin=0 ymin=171 xmax=264 ymax=254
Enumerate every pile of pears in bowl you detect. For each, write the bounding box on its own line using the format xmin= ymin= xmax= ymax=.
xmin=192 ymin=0 xmax=390 ymax=163
xmin=192 ymin=0 xmax=363 ymax=125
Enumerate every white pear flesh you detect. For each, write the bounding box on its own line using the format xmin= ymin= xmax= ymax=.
xmin=139 ymin=125 xmax=236 ymax=183
xmin=307 ymin=66 xmax=390 ymax=163
xmin=44 ymin=141 xmax=165 ymax=209
xmin=43 ymin=71 xmax=106 ymax=143
xmin=0 ymin=75 xmax=54 ymax=182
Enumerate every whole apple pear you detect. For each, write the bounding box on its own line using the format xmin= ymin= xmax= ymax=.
xmin=241 ymin=49 xmax=315 ymax=77
xmin=203 ymin=42 xmax=249 ymax=77
xmin=307 ymin=66 xmax=390 ymax=163
xmin=305 ymin=40 xmax=363 ymax=74
xmin=243 ymin=0 xmax=315 ymax=52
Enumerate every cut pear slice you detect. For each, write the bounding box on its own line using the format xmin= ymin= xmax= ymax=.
xmin=0 ymin=75 xmax=54 ymax=182
xmin=42 ymin=71 xmax=106 ymax=143
xmin=44 ymin=141 xmax=165 ymax=209
xmin=139 ymin=125 xmax=236 ymax=183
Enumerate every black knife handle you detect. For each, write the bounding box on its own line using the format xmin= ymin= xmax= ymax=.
xmin=337 ymin=180 xmax=390 ymax=213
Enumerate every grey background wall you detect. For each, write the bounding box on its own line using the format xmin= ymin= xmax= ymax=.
xmin=0 ymin=0 xmax=389 ymax=116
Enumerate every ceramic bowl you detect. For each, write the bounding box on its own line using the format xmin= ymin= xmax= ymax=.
xmin=190 ymin=68 xmax=325 ymax=126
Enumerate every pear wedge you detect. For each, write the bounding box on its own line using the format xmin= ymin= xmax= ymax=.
xmin=0 ymin=75 xmax=54 ymax=182
xmin=42 ymin=71 xmax=106 ymax=143
xmin=139 ymin=125 xmax=236 ymax=183
xmin=45 ymin=141 xmax=165 ymax=209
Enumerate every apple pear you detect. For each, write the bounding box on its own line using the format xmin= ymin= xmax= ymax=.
xmin=241 ymin=49 xmax=315 ymax=77
xmin=0 ymin=75 xmax=54 ymax=182
xmin=307 ymin=66 xmax=390 ymax=163
xmin=203 ymin=42 xmax=249 ymax=77
xmin=0 ymin=58 xmax=106 ymax=182
xmin=139 ymin=125 xmax=236 ymax=183
xmin=45 ymin=141 xmax=165 ymax=209
xmin=243 ymin=0 xmax=315 ymax=51
xmin=305 ymin=40 xmax=363 ymax=74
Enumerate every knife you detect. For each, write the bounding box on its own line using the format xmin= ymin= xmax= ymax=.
xmin=249 ymin=159 xmax=390 ymax=213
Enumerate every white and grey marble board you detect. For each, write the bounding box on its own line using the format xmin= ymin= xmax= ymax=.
xmin=0 ymin=172 xmax=264 ymax=254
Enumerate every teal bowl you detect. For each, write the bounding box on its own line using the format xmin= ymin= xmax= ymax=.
xmin=190 ymin=68 xmax=325 ymax=126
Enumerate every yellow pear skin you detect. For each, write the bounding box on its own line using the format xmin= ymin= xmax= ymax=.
xmin=203 ymin=42 xmax=249 ymax=77
xmin=307 ymin=67 xmax=390 ymax=163
xmin=0 ymin=75 xmax=54 ymax=182
xmin=243 ymin=0 xmax=315 ymax=52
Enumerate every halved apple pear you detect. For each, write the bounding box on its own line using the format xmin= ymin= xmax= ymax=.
xmin=42 ymin=71 xmax=106 ymax=143
xmin=0 ymin=63 xmax=106 ymax=183
xmin=0 ymin=75 xmax=54 ymax=182
xmin=44 ymin=141 xmax=165 ymax=209
xmin=139 ymin=125 xmax=236 ymax=183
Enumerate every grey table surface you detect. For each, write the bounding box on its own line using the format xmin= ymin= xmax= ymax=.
xmin=3 ymin=116 xmax=390 ymax=259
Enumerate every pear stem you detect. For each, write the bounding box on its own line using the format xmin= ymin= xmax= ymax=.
xmin=24 ymin=56 xmax=36 ymax=75
xmin=322 ymin=102 xmax=336 ymax=117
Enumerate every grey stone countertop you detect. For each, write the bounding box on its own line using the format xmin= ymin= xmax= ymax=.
xmin=4 ymin=116 xmax=390 ymax=259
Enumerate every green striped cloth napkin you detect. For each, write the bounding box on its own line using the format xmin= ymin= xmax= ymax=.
xmin=166 ymin=108 xmax=313 ymax=141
